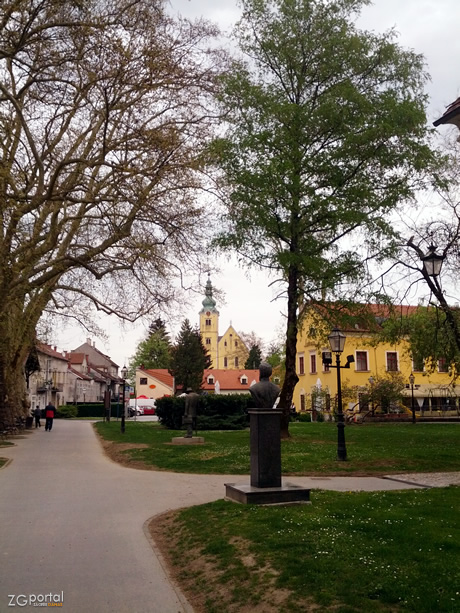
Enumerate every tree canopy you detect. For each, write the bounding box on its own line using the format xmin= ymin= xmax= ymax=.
xmin=0 ymin=0 xmax=222 ymax=419
xmin=128 ymin=319 xmax=172 ymax=378
xmin=211 ymin=0 xmax=435 ymax=435
xmin=169 ymin=319 xmax=211 ymax=392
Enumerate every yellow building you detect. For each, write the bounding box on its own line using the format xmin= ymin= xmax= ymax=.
xmin=294 ymin=304 xmax=460 ymax=418
xmin=199 ymin=275 xmax=249 ymax=369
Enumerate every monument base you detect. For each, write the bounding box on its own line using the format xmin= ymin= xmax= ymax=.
xmin=171 ymin=436 xmax=205 ymax=445
xmin=225 ymin=482 xmax=311 ymax=505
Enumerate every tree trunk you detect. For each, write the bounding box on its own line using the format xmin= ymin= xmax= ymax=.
xmin=0 ymin=297 xmax=44 ymax=422
xmin=279 ymin=265 xmax=299 ymax=439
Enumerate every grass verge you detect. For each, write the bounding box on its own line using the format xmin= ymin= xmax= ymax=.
xmin=94 ymin=421 xmax=460 ymax=474
xmin=151 ymin=487 xmax=460 ymax=613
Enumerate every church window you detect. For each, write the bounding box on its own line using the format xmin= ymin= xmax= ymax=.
xmin=224 ymin=357 xmax=228 ymax=368
xmin=205 ymin=338 xmax=211 ymax=345
xmin=205 ymin=318 xmax=211 ymax=326
xmin=235 ymin=357 xmax=239 ymax=367
xmin=235 ymin=340 xmax=238 ymax=347
xmin=224 ymin=341 xmax=227 ymax=347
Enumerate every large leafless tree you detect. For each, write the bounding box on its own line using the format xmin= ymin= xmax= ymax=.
xmin=0 ymin=0 xmax=224 ymax=420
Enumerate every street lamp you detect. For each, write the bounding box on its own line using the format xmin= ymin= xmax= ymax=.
xmin=120 ymin=365 xmax=128 ymax=434
xmin=421 ymin=245 xmax=444 ymax=278
xmin=328 ymin=327 xmax=350 ymax=461
xmin=409 ymin=373 xmax=416 ymax=424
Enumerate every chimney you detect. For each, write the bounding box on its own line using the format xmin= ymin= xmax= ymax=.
xmin=93 ymin=340 xmax=96 ymax=347
xmin=86 ymin=337 xmax=91 ymax=345
xmin=53 ymin=346 xmax=57 ymax=352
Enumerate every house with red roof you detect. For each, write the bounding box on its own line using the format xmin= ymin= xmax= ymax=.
xmin=135 ymin=367 xmax=260 ymax=398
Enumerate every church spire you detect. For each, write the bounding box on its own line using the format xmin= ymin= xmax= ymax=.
xmin=201 ymin=273 xmax=217 ymax=312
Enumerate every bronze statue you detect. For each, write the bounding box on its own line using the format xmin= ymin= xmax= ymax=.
xmin=249 ymin=362 xmax=280 ymax=408
xmin=183 ymin=387 xmax=200 ymax=437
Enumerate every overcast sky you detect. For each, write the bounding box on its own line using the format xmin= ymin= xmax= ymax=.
xmin=58 ymin=0 xmax=460 ymax=368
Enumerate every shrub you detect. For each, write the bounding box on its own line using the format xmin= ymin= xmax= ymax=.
xmin=297 ymin=412 xmax=312 ymax=422
xmin=76 ymin=403 xmax=121 ymax=418
xmin=156 ymin=394 xmax=251 ymax=430
xmin=56 ymin=405 xmax=78 ymax=419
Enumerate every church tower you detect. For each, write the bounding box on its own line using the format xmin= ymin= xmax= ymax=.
xmin=199 ymin=275 xmax=219 ymax=368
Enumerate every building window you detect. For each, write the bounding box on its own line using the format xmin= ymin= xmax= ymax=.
xmin=298 ymin=355 xmax=305 ymax=375
xmin=355 ymin=351 xmax=368 ymax=372
xmin=207 ymin=376 xmax=214 ymax=384
xmin=205 ymin=318 xmax=211 ymax=326
xmin=205 ymin=338 xmax=211 ymax=345
xmin=224 ymin=357 xmax=228 ymax=368
xmin=300 ymin=394 xmax=306 ymax=411
xmin=386 ymin=352 xmax=398 ymax=372
xmin=310 ymin=353 xmax=317 ymax=374
xmin=241 ymin=376 xmax=247 ymax=384
xmin=139 ymin=377 xmax=147 ymax=385
xmin=413 ymin=355 xmax=424 ymax=372
xmin=224 ymin=341 xmax=227 ymax=347
xmin=322 ymin=350 xmax=330 ymax=372
xmin=438 ymin=357 xmax=448 ymax=373
xmin=235 ymin=340 xmax=238 ymax=347
xmin=234 ymin=357 xmax=239 ymax=367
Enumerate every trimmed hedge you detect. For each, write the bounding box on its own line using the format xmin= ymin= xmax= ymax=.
xmin=56 ymin=405 xmax=78 ymax=419
xmin=57 ymin=403 xmax=123 ymax=418
xmin=155 ymin=394 xmax=252 ymax=430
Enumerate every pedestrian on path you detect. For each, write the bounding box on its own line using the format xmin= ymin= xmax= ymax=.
xmin=33 ymin=405 xmax=41 ymax=428
xmin=45 ymin=402 xmax=56 ymax=431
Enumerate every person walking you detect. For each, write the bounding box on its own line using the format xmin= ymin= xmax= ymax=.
xmin=33 ymin=405 xmax=41 ymax=428
xmin=44 ymin=402 xmax=56 ymax=431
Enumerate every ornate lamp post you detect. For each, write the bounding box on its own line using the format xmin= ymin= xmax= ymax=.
xmin=120 ymin=365 xmax=128 ymax=434
xmin=409 ymin=373 xmax=416 ymax=424
xmin=421 ymin=244 xmax=444 ymax=278
xmin=328 ymin=327 xmax=348 ymax=461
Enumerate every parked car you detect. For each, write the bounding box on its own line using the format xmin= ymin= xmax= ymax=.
xmin=128 ymin=407 xmax=143 ymax=417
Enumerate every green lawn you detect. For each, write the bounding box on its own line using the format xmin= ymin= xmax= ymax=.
xmin=159 ymin=487 xmax=460 ymax=612
xmin=95 ymin=420 xmax=460 ymax=611
xmin=94 ymin=421 xmax=460 ymax=474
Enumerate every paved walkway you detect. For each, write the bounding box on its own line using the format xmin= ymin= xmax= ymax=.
xmin=0 ymin=421 xmax=458 ymax=613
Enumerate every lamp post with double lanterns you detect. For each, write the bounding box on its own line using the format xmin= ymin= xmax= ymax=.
xmin=323 ymin=328 xmax=355 ymax=461
xmin=408 ymin=373 xmax=416 ymax=424
xmin=120 ymin=365 xmax=128 ymax=434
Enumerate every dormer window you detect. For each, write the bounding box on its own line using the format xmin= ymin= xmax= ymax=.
xmin=240 ymin=376 xmax=248 ymax=385
xmin=207 ymin=375 xmax=214 ymax=384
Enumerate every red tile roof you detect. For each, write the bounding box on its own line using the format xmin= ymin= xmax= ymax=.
xmin=202 ymin=369 xmax=260 ymax=392
xmin=139 ymin=368 xmax=174 ymax=388
xmin=37 ymin=343 xmax=68 ymax=361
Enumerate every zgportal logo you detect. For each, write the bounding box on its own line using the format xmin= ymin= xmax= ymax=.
xmin=8 ymin=592 xmax=64 ymax=607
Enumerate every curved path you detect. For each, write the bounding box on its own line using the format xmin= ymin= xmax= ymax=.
xmin=0 ymin=421 xmax=450 ymax=613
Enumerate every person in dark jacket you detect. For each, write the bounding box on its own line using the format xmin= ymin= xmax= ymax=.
xmin=44 ymin=403 xmax=56 ymax=431
xmin=33 ymin=405 xmax=41 ymax=428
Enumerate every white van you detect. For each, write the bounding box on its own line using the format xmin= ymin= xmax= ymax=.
xmin=128 ymin=398 xmax=156 ymax=416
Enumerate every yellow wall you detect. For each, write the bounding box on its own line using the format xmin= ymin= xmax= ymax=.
xmin=294 ymin=309 xmax=457 ymax=413
xmin=217 ymin=325 xmax=249 ymax=369
xmin=200 ymin=308 xmax=219 ymax=368
xmin=135 ymin=371 xmax=173 ymax=399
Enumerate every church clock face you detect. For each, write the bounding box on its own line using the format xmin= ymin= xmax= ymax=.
xmin=206 ymin=311 xmax=211 ymax=316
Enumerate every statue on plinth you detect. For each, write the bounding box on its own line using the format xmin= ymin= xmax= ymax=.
xmin=249 ymin=362 xmax=280 ymax=409
xmin=183 ymin=387 xmax=200 ymax=437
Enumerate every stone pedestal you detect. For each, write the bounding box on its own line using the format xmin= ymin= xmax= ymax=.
xmin=171 ymin=437 xmax=204 ymax=445
xmin=249 ymin=407 xmax=282 ymax=488
xmin=225 ymin=406 xmax=310 ymax=505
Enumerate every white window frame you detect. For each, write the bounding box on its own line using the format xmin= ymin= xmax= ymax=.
xmin=385 ymin=351 xmax=399 ymax=372
xmin=309 ymin=351 xmax=317 ymax=374
xmin=355 ymin=350 xmax=369 ymax=372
